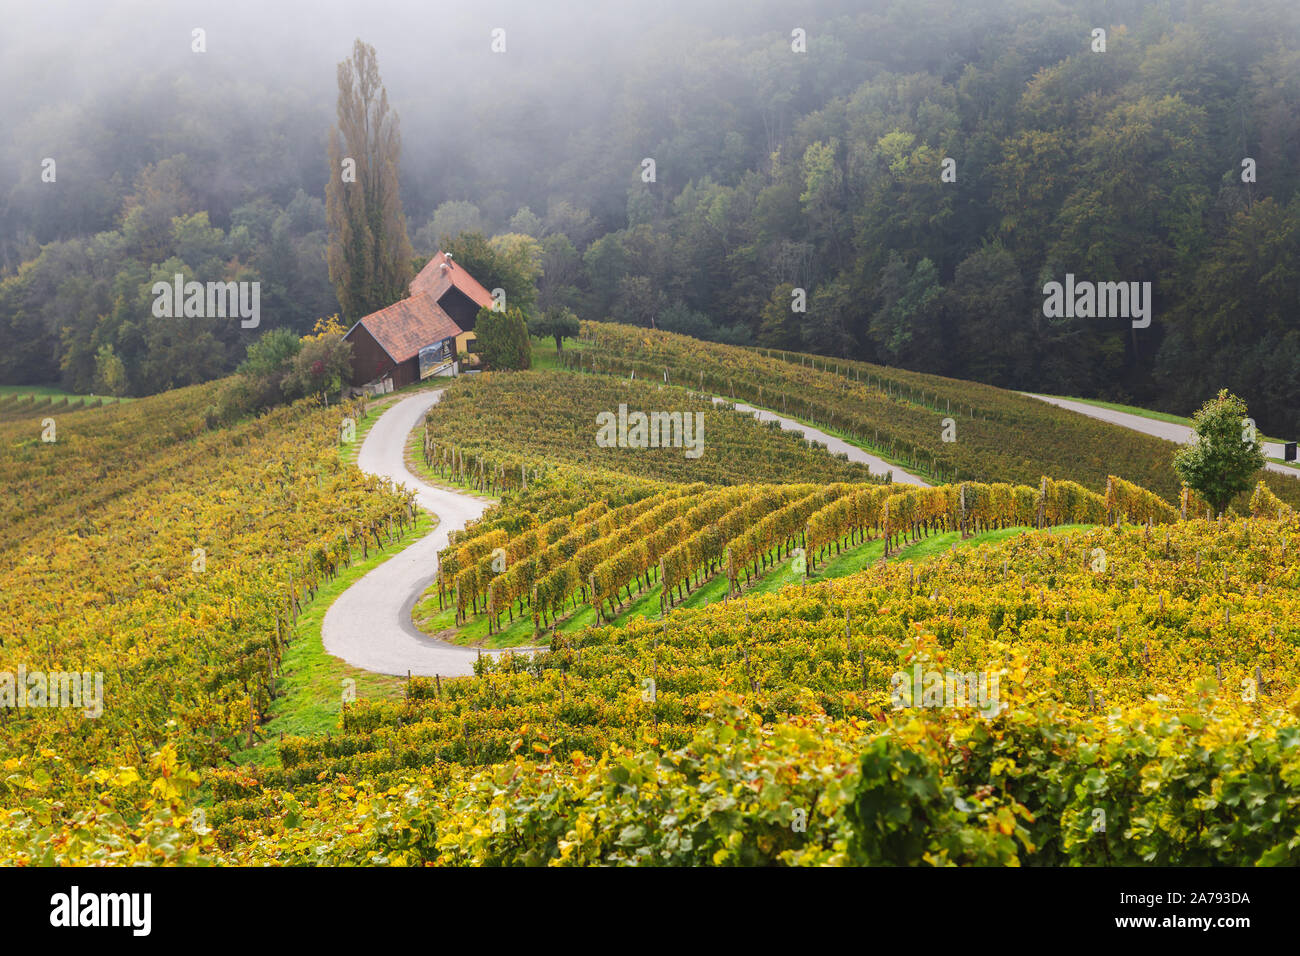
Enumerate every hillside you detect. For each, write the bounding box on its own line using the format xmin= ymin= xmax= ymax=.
xmin=574 ymin=321 xmax=1300 ymax=509
xmin=0 ymin=381 xmax=415 ymax=854
xmin=5 ymin=314 xmax=1300 ymax=869
xmin=214 ymin=370 xmax=1300 ymax=865
xmin=224 ymin=508 xmax=1300 ymax=865
xmin=420 ymin=370 xmax=881 ymax=488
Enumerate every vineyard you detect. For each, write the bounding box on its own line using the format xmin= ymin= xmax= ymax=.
xmin=0 ymin=382 xmax=418 ymax=862
xmin=437 ymin=472 xmax=1202 ymax=643
xmin=215 ymin=510 xmax=1300 ymax=865
xmin=568 ymin=322 xmax=1300 ymax=509
xmin=0 ymin=391 xmax=121 ymax=423
xmin=425 ymin=365 xmax=1244 ymax=647
xmin=416 ymin=370 xmax=880 ymax=492
xmin=4 ymin=354 xmax=1300 ymax=867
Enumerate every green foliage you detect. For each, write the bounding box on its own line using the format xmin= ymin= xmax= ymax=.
xmin=473 ymin=307 xmax=532 ymax=371
xmin=325 ymin=39 xmax=415 ymax=321
xmin=869 ymin=254 xmax=942 ymax=365
xmin=280 ymin=333 xmax=353 ymax=401
xmin=6 ymin=1 xmax=1300 ymax=432
xmin=1 ymin=745 xmax=214 ymax=865
xmin=1174 ymin=390 xmax=1267 ymax=515
xmin=239 ymin=327 xmax=302 ymax=379
xmin=758 ymin=283 xmax=801 ymax=350
xmin=444 ymin=233 xmax=538 ymax=317
xmin=528 ymin=307 xmax=580 ymax=352
xmin=92 ymin=344 xmax=129 ymax=397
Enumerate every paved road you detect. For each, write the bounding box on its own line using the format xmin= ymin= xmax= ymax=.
xmin=1024 ymin=394 xmax=1300 ymax=478
xmin=321 ymin=390 xmax=528 ymax=677
xmin=714 ymin=398 xmax=930 ymax=487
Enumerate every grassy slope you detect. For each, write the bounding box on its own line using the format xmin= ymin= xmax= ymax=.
xmin=233 ymin=382 xmax=452 ymax=767
xmin=232 ymin=512 xmax=434 ymax=768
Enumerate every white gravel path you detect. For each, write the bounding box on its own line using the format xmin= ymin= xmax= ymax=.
xmin=1023 ymin=394 xmax=1300 ymax=479
xmin=321 ymin=390 xmax=528 ymax=677
xmin=713 ymin=397 xmax=931 ymax=487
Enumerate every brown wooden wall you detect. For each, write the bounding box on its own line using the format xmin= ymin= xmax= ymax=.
xmin=345 ymin=323 xmax=398 ymax=387
xmin=391 ymin=357 xmax=419 ymax=389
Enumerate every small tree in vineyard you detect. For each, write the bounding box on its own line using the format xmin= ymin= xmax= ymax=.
xmin=1173 ymin=389 xmax=1266 ymax=516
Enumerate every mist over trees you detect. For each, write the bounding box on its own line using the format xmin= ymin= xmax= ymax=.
xmin=1 ymin=0 xmax=1297 ymax=433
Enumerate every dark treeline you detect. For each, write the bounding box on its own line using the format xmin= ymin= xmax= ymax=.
xmin=1 ymin=0 xmax=1297 ymax=432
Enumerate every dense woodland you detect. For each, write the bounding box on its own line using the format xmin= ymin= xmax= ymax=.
xmin=1 ymin=0 xmax=1297 ymax=432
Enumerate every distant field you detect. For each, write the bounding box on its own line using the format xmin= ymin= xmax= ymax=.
xmin=0 ymin=385 xmax=129 ymax=423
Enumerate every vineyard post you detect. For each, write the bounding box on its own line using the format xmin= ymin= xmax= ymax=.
xmin=659 ymin=559 xmax=668 ymax=616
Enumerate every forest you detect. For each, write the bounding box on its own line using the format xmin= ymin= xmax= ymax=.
xmin=1 ymin=0 xmax=1297 ymax=432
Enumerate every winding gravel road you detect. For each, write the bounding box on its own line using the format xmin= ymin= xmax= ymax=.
xmin=325 ymin=387 xmax=1291 ymax=677
xmin=714 ymin=398 xmax=930 ymax=487
xmin=321 ymin=390 xmax=519 ymax=677
xmin=323 ymin=388 xmax=931 ymax=677
xmin=1024 ymin=394 xmax=1300 ymax=478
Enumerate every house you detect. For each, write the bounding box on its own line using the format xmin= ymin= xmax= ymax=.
xmin=343 ymin=251 xmax=495 ymax=390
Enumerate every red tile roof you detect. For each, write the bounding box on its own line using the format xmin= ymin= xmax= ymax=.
xmin=410 ymin=250 xmax=495 ymax=308
xmin=345 ymin=252 xmax=494 ymax=366
xmin=346 ymin=292 xmax=463 ymax=364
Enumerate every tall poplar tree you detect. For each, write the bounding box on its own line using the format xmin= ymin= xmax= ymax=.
xmin=326 ymin=40 xmax=414 ymax=321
